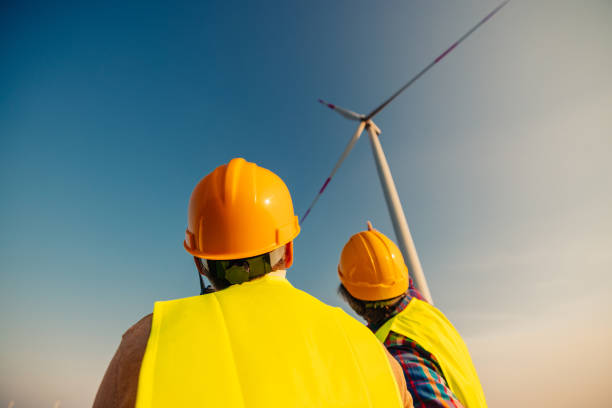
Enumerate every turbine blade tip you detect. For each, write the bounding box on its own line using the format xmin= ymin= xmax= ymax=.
xmin=317 ymin=98 xmax=335 ymax=109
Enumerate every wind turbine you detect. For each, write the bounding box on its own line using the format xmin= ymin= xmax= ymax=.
xmin=302 ymin=0 xmax=510 ymax=305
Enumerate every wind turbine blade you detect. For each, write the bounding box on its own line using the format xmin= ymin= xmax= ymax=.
xmin=318 ymin=99 xmax=365 ymax=121
xmin=365 ymin=0 xmax=510 ymax=120
xmin=301 ymin=121 xmax=367 ymax=223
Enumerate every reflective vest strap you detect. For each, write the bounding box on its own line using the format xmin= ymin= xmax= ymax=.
xmin=375 ymin=298 xmax=488 ymax=408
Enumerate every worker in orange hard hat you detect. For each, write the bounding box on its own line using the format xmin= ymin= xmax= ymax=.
xmin=94 ymin=158 xmax=413 ymax=408
xmin=338 ymin=222 xmax=487 ymax=408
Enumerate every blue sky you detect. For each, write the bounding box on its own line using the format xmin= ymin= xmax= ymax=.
xmin=2 ymin=1 xmax=611 ymax=406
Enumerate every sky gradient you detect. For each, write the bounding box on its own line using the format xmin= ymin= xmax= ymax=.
xmin=2 ymin=0 xmax=611 ymax=406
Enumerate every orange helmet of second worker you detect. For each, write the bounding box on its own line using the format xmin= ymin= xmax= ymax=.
xmin=338 ymin=226 xmax=409 ymax=301
xmin=184 ymin=158 xmax=300 ymax=260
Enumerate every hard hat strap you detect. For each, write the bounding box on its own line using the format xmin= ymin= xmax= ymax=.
xmin=194 ymin=257 xmax=216 ymax=295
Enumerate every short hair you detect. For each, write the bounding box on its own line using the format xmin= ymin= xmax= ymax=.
xmin=337 ymin=284 xmax=404 ymax=326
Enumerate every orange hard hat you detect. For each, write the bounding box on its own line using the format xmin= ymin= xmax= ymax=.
xmin=184 ymin=158 xmax=300 ymax=260
xmin=338 ymin=223 xmax=409 ymax=301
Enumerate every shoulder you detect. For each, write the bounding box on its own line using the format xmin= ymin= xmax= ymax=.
xmin=93 ymin=314 xmax=153 ymax=408
xmin=120 ymin=313 xmax=153 ymax=364
xmin=117 ymin=314 xmax=153 ymax=406
xmin=123 ymin=313 xmax=152 ymax=341
xmin=385 ymin=331 xmax=442 ymax=372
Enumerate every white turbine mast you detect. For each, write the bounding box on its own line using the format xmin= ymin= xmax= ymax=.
xmin=302 ymin=0 xmax=511 ymax=305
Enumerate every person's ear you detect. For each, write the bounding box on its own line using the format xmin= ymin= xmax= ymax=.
xmin=284 ymin=242 xmax=294 ymax=269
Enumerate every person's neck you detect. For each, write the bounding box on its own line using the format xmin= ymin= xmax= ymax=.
xmin=269 ymin=269 xmax=286 ymax=278
xmin=254 ymin=269 xmax=286 ymax=280
xmin=365 ymin=296 xmax=406 ymax=330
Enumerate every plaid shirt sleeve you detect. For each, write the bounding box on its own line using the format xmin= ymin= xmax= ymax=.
xmin=382 ymin=282 xmax=465 ymax=408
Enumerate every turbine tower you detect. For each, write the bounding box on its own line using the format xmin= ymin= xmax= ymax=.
xmin=302 ymin=0 xmax=510 ymax=305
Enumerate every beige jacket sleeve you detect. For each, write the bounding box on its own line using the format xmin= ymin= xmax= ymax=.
xmin=385 ymin=347 xmax=414 ymax=408
xmin=92 ymin=314 xmax=152 ymax=408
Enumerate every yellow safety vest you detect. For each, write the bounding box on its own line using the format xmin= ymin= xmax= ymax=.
xmin=136 ymin=274 xmax=403 ymax=408
xmin=375 ymin=298 xmax=487 ymax=408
